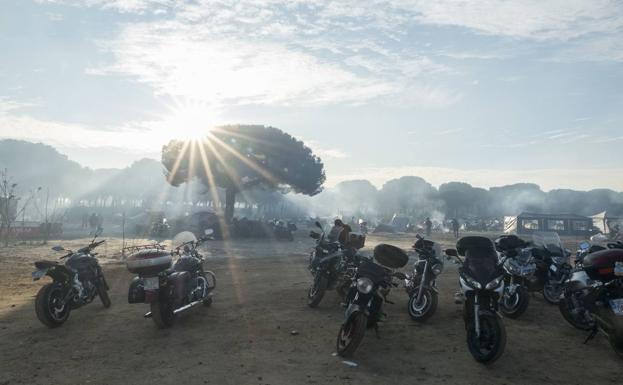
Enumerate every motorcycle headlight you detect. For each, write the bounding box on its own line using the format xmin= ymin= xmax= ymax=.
xmin=552 ymin=256 xmax=566 ymax=265
xmin=356 ymin=277 xmax=374 ymax=294
xmin=485 ymin=275 xmax=504 ymax=290
xmin=431 ymin=263 xmax=444 ymax=276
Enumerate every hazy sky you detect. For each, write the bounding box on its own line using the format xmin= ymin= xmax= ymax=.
xmin=1 ymin=0 xmax=622 ymax=191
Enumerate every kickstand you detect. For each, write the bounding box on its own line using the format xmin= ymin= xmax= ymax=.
xmin=584 ymin=328 xmax=598 ymax=344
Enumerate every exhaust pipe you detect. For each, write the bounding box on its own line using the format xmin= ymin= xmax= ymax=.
xmin=173 ymin=299 xmax=203 ymax=315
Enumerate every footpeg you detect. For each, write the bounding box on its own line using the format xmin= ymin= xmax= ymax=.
xmin=584 ymin=328 xmax=597 ymax=344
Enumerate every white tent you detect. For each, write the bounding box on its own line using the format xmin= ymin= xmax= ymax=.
xmin=591 ymin=211 xmax=622 ymax=234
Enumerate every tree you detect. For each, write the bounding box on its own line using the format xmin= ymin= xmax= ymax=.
xmin=162 ymin=125 xmax=325 ymax=223
xmin=0 ymin=169 xmax=38 ymax=247
xmin=333 ymin=180 xmax=378 ymax=215
xmin=377 ymin=176 xmax=440 ymax=218
xmin=439 ymin=182 xmax=489 ymax=218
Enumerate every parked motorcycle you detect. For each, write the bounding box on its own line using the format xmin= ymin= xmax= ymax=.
xmin=336 ymin=244 xmax=408 ymax=357
xmin=126 ymin=230 xmax=216 ymax=328
xmin=529 ymin=232 xmax=572 ymax=304
xmin=446 ymin=236 xmax=507 ymax=364
xmin=31 ymin=231 xmax=110 ymax=328
xmin=405 ymin=234 xmax=444 ymax=321
xmin=495 ymin=235 xmax=535 ymax=318
xmin=559 ymin=241 xmax=623 ymax=358
xmin=307 ymin=221 xmax=364 ymax=308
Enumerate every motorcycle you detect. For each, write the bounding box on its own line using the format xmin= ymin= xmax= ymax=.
xmin=336 ymin=244 xmax=408 ymax=357
xmin=273 ymin=220 xmax=296 ymax=241
xmin=405 ymin=234 xmax=444 ymax=321
xmin=529 ymin=232 xmax=572 ymax=304
xmin=307 ymin=221 xmax=364 ymax=308
xmin=126 ymin=230 xmax=216 ymax=328
xmin=495 ymin=235 xmax=535 ymax=318
xmin=559 ymin=241 xmax=623 ymax=358
xmin=446 ymin=236 xmax=507 ymax=364
xmin=31 ymin=231 xmax=110 ymax=328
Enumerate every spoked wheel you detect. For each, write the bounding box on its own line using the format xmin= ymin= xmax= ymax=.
xmin=558 ymin=294 xmax=594 ymax=331
xmin=499 ymin=286 xmax=529 ymax=319
xmin=151 ymin=300 xmax=175 ymax=329
xmin=466 ymin=313 xmax=506 ymax=364
xmin=202 ymin=271 xmax=216 ymax=307
xmin=35 ymin=283 xmax=71 ymax=328
xmin=543 ymin=282 xmax=562 ymax=304
xmin=336 ymin=313 xmax=367 ymax=357
xmin=407 ymin=288 xmax=438 ymax=322
xmin=307 ymin=274 xmax=328 ymax=308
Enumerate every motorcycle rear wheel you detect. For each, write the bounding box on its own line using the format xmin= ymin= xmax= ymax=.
xmin=558 ymin=294 xmax=594 ymax=331
xmin=307 ymin=274 xmax=328 ymax=308
xmin=336 ymin=313 xmax=367 ymax=357
xmin=466 ymin=313 xmax=506 ymax=365
xmin=97 ymin=280 xmax=111 ymax=308
xmin=499 ymin=286 xmax=529 ymax=319
xmin=35 ymin=283 xmax=71 ymax=328
xmin=151 ymin=300 xmax=175 ymax=329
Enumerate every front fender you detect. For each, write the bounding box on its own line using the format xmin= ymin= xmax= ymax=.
xmin=345 ymin=303 xmax=367 ymax=322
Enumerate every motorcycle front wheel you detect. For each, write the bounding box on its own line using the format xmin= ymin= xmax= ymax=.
xmin=499 ymin=286 xmax=529 ymax=319
xmin=407 ymin=288 xmax=438 ymax=322
xmin=542 ymin=282 xmax=562 ymax=304
xmin=336 ymin=313 xmax=367 ymax=357
xmin=151 ymin=300 xmax=175 ymax=329
xmin=97 ymin=278 xmax=111 ymax=308
xmin=307 ymin=274 xmax=328 ymax=308
xmin=35 ymin=283 xmax=71 ymax=328
xmin=466 ymin=313 xmax=506 ymax=364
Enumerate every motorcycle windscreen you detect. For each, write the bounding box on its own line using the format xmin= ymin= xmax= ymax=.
xmin=532 ymin=232 xmax=564 ymax=256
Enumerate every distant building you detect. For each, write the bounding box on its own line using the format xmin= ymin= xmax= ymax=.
xmin=504 ymin=212 xmax=592 ymax=236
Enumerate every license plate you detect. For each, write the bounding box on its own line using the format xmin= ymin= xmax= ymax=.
xmin=610 ymin=299 xmax=623 ymax=316
xmin=520 ymin=267 xmax=533 ymax=275
xmin=31 ymin=269 xmax=47 ymax=280
xmin=615 ymin=262 xmax=623 ymax=277
xmin=550 ymin=264 xmax=558 ymax=273
xmin=143 ymin=277 xmax=159 ymax=290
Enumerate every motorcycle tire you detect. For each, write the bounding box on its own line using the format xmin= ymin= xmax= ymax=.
xmin=336 ymin=313 xmax=367 ymax=357
xmin=542 ymin=282 xmax=562 ymax=304
xmin=97 ymin=280 xmax=111 ymax=308
xmin=499 ymin=286 xmax=530 ymax=319
xmin=466 ymin=313 xmax=506 ymax=365
xmin=35 ymin=283 xmax=71 ymax=328
xmin=407 ymin=288 xmax=438 ymax=322
xmin=607 ymin=310 xmax=623 ymax=359
xmin=151 ymin=300 xmax=175 ymax=329
xmin=307 ymin=274 xmax=328 ymax=308
xmin=558 ymin=294 xmax=594 ymax=331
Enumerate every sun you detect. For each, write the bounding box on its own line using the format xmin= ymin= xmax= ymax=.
xmin=155 ymin=101 xmax=218 ymax=143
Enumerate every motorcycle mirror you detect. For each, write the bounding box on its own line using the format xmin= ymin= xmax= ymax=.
xmin=445 ymin=248 xmax=458 ymax=257
xmin=315 ymin=221 xmax=323 ymax=230
xmin=204 ymin=229 xmax=214 ymax=236
xmin=52 ymin=245 xmax=65 ymax=252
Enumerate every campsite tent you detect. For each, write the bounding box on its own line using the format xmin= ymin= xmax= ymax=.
xmin=504 ymin=212 xmax=592 ymax=236
xmin=591 ymin=211 xmax=623 ymax=235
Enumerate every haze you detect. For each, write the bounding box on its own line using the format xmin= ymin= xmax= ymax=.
xmin=1 ymin=0 xmax=623 ymax=191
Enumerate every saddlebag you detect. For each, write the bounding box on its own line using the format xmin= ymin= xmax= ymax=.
xmin=169 ymin=271 xmax=191 ymax=304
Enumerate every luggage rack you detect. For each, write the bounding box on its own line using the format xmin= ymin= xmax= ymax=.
xmin=122 ymin=243 xmax=167 ymax=254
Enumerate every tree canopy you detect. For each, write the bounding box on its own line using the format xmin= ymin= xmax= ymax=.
xmin=162 ymin=125 xmax=325 ymax=221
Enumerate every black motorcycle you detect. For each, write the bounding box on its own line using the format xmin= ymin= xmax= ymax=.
xmin=405 ymin=234 xmax=444 ymax=321
xmin=307 ymin=221 xmax=363 ymax=308
xmin=446 ymin=236 xmax=507 ymax=364
xmin=127 ymin=230 xmax=216 ymax=328
xmin=31 ymin=233 xmax=110 ymax=328
xmin=559 ymin=242 xmax=623 ymax=358
xmin=336 ymin=244 xmax=408 ymax=357
xmin=495 ymin=235 xmax=535 ymax=318
xmin=529 ymin=232 xmax=572 ymax=304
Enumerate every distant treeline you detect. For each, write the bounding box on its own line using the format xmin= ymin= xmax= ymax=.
xmin=1 ymin=140 xmax=622 ymax=221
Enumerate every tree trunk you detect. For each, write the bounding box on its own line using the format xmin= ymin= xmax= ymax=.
xmin=225 ymin=187 xmax=236 ymax=223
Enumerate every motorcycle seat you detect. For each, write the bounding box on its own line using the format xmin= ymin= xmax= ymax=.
xmin=35 ymin=260 xmax=59 ymax=269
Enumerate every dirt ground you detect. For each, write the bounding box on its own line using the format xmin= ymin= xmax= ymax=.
xmin=0 ymin=232 xmax=620 ymax=385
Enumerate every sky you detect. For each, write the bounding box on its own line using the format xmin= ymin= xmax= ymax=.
xmin=1 ymin=0 xmax=622 ymax=191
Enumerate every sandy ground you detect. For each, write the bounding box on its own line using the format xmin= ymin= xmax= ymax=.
xmin=0 ymin=232 xmax=620 ymax=385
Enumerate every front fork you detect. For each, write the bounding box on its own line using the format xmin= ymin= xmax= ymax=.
xmin=414 ymin=261 xmax=429 ymax=305
xmin=474 ymin=295 xmax=481 ymax=337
